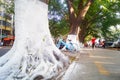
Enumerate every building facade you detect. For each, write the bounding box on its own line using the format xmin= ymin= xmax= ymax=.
xmin=0 ymin=11 xmax=13 ymax=39
xmin=0 ymin=0 xmax=14 ymax=46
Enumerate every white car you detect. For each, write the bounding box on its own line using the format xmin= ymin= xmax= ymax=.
xmin=111 ymin=38 xmax=120 ymax=47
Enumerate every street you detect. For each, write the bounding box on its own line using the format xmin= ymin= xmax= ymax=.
xmin=0 ymin=47 xmax=120 ymax=80
xmin=0 ymin=46 xmax=11 ymax=57
xmin=63 ymin=48 xmax=120 ymax=80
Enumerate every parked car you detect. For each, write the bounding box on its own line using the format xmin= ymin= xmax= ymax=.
xmin=111 ymin=38 xmax=120 ymax=48
xmin=104 ymin=42 xmax=113 ymax=48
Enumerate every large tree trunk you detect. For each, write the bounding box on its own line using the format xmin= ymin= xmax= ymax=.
xmin=78 ymin=22 xmax=89 ymax=43
xmin=0 ymin=0 xmax=68 ymax=80
xmin=66 ymin=0 xmax=78 ymax=35
xmin=66 ymin=0 xmax=93 ymax=45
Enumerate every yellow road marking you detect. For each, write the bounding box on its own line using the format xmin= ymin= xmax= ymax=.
xmin=89 ymin=52 xmax=110 ymax=76
xmin=94 ymin=61 xmax=110 ymax=76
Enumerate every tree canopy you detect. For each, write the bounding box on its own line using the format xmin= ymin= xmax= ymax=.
xmin=85 ymin=0 xmax=120 ymax=41
xmin=1 ymin=0 xmax=120 ymax=42
xmin=49 ymin=0 xmax=120 ymax=42
xmin=0 ymin=0 xmax=14 ymax=14
xmin=48 ymin=0 xmax=69 ymax=38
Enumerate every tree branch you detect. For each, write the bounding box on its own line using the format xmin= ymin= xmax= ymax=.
xmin=76 ymin=0 xmax=94 ymax=26
xmin=66 ymin=0 xmax=76 ymax=25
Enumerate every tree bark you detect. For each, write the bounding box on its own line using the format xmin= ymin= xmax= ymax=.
xmin=65 ymin=0 xmax=93 ymax=49
xmin=66 ymin=0 xmax=77 ymax=34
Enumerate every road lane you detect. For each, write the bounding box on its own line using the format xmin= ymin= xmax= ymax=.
xmin=87 ymin=48 xmax=120 ymax=80
xmin=0 ymin=46 xmax=11 ymax=57
xmin=89 ymin=51 xmax=110 ymax=76
xmin=63 ymin=48 xmax=120 ymax=80
xmin=94 ymin=61 xmax=110 ymax=76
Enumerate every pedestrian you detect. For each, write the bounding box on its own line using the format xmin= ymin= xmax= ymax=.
xmin=91 ymin=37 xmax=96 ymax=49
xmin=102 ymin=41 xmax=105 ymax=48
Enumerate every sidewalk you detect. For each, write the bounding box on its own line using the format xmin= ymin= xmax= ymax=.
xmin=61 ymin=48 xmax=120 ymax=80
xmin=61 ymin=49 xmax=92 ymax=80
xmin=61 ymin=48 xmax=93 ymax=63
xmin=61 ymin=48 xmax=101 ymax=80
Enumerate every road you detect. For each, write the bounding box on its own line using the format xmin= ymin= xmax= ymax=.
xmin=62 ymin=48 xmax=120 ymax=80
xmin=0 ymin=46 xmax=11 ymax=57
xmin=0 ymin=47 xmax=120 ymax=80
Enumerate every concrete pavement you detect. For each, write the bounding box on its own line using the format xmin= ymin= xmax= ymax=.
xmin=62 ymin=48 xmax=120 ymax=80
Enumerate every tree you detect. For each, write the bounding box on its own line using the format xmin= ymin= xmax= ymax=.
xmin=105 ymin=25 xmax=120 ymax=41
xmin=0 ymin=0 xmax=68 ymax=80
xmin=49 ymin=19 xmax=69 ymax=38
xmin=0 ymin=0 xmax=14 ymax=14
xmin=67 ymin=0 xmax=93 ymax=34
xmin=44 ymin=0 xmax=120 ymax=44
xmin=48 ymin=0 xmax=69 ymax=38
xmin=85 ymin=0 xmax=120 ymax=42
xmin=51 ymin=0 xmax=94 ymax=49
xmin=65 ymin=0 xmax=120 ymax=43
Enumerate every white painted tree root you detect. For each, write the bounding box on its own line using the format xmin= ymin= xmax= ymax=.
xmin=0 ymin=0 xmax=69 ymax=80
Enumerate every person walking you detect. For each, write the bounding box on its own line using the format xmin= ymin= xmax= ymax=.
xmin=91 ymin=37 xmax=96 ymax=49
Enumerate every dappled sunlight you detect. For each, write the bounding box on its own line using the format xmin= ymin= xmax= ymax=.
xmin=94 ymin=61 xmax=115 ymax=65
xmin=70 ymin=7 xmax=74 ymax=13
xmin=89 ymin=55 xmax=112 ymax=59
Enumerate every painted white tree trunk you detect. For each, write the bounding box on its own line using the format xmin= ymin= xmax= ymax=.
xmin=64 ymin=34 xmax=84 ymax=52
xmin=0 ymin=0 xmax=69 ymax=80
xmin=63 ymin=27 xmax=83 ymax=51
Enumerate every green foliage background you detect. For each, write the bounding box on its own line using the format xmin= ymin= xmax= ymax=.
xmin=1 ymin=0 xmax=120 ymax=42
